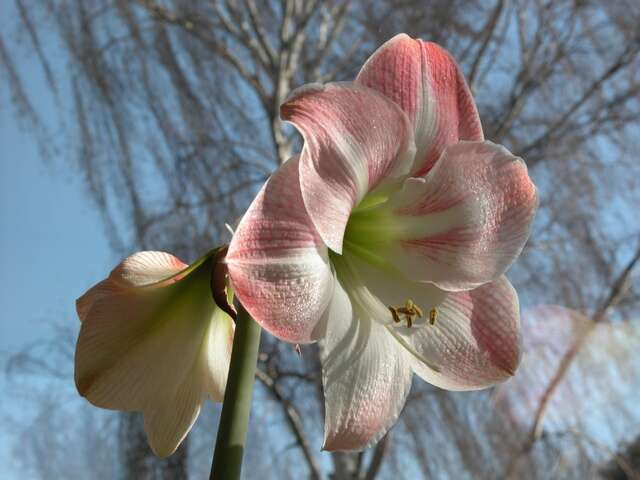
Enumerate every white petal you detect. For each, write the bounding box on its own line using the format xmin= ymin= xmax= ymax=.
xmin=143 ymin=309 xmax=234 ymax=457
xmin=143 ymin=359 xmax=205 ymax=457
xmin=110 ymin=251 xmax=188 ymax=286
xmin=342 ymin=256 xmax=521 ymax=390
xmin=75 ymin=260 xmax=228 ymax=411
xmin=77 ymin=251 xmax=187 ymax=321
xmin=203 ymin=309 xmax=234 ymax=401
xmin=320 ymin=279 xmax=413 ymax=451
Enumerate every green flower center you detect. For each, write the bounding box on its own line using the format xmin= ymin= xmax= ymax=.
xmin=342 ymin=194 xmax=396 ymax=270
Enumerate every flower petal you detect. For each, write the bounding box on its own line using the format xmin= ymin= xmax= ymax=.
xmin=281 ymin=83 xmax=415 ymax=253
xmin=401 ymin=276 xmax=522 ymax=390
xmin=75 ymin=258 xmax=227 ymax=412
xmin=357 ymin=34 xmax=483 ymax=175
xmin=203 ymin=309 xmax=235 ymax=401
xmin=320 ymin=279 xmax=413 ymax=451
xmin=143 ymin=359 xmax=204 ymax=457
xmin=109 ymin=251 xmax=188 ymax=286
xmin=227 ymin=156 xmax=334 ymax=343
xmin=144 ymin=307 xmax=233 ymax=457
xmin=341 ymin=256 xmax=520 ymax=389
xmin=341 ymin=253 xmax=447 ymax=327
xmin=376 ymin=141 xmax=537 ymax=290
xmin=76 ymin=251 xmax=187 ymax=321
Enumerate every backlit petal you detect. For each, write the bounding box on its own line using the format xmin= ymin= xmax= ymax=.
xmin=141 ymin=308 xmax=234 ymax=457
xmin=378 ymin=141 xmax=537 ymax=291
xmin=75 ymin=256 xmax=232 ymax=422
xmin=357 ymin=34 xmax=483 ymax=175
xmin=76 ymin=251 xmax=187 ymax=321
xmin=227 ymin=156 xmax=334 ymax=343
xmin=204 ymin=309 xmax=235 ymax=401
xmin=281 ymin=83 xmax=415 ymax=253
xmin=320 ymin=280 xmax=413 ymax=451
xmin=109 ymin=251 xmax=188 ymax=286
xmin=143 ymin=357 xmax=205 ymax=457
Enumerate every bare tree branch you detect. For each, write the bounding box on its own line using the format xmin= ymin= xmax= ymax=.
xmin=255 ymin=368 xmax=322 ymax=480
xmin=468 ymin=0 xmax=505 ymax=91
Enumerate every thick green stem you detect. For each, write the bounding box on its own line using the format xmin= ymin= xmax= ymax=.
xmin=210 ymin=304 xmax=261 ymax=480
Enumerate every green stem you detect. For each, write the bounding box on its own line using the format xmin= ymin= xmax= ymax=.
xmin=210 ymin=304 xmax=261 ymax=480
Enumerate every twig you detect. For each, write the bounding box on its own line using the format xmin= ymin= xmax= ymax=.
xmin=517 ymin=39 xmax=640 ymax=162
xmin=468 ymin=0 xmax=505 ymax=92
xmin=255 ymin=368 xmax=322 ymax=480
xmin=363 ymin=433 xmax=390 ymax=480
xmin=505 ymin=242 xmax=640 ymax=478
xmin=528 ymin=242 xmax=640 ymax=442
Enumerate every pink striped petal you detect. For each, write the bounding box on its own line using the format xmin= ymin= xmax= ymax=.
xmin=384 ymin=141 xmax=537 ymax=291
xmin=227 ymin=156 xmax=334 ymax=343
xmin=338 ymin=256 xmax=520 ymax=389
xmin=281 ymin=83 xmax=415 ymax=253
xmin=357 ymin=34 xmax=483 ymax=176
xmin=401 ymin=276 xmax=522 ymax=390
xmin=76 ymin=251 xmax=187 ymax=322
xmin=320 ymin=281 xmax=413 ymax=451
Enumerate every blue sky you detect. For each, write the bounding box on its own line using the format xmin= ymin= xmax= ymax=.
xmin=0 ymin=37 xmax=115 ymax=474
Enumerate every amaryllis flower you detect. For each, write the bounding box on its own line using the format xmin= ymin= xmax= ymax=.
xmin=75 ymin=250 xmax=234 ymax=457
xmin=226 ymin=34 xmax=538 ymax=451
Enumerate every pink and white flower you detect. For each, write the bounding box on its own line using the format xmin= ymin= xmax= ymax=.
xmin=226 ymin=34 xmax=537 ymax=451
xmin=75 ymin=250 xmax=234 ymax=457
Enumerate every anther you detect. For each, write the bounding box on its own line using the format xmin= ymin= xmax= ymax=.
xmin=429 ymin=308 xmax=438 ymax=325
xmin=388 ymin=306 xmax=401 ymax=323
xmin=388 ymin=299 xmax=424 ymax=328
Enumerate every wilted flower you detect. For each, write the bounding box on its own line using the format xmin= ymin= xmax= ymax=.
xmin=227 ymin=34 xmax=537 ymax=450
xmin=75 ymin=250 xmax=234 ymax=457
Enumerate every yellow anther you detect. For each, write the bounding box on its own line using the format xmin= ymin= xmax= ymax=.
xmin=429 ymin=308 xmax=438 ymax=325
xmin=388 ymin=299 xmax=424 ymax=328
xmin=388 ymin=306 xmax=401 ymax=323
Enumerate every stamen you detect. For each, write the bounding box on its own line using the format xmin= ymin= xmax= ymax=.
xmin=429 ymin=308 xmax=438 ymax=325
xmin=388 ymin=299 xmax=425 ymax=328
xmin=388 ymin=306 xmax=401 ymax=323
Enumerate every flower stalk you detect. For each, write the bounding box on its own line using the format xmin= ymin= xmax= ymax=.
xmin=210 ymin=303 xmax=261 ymax=480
